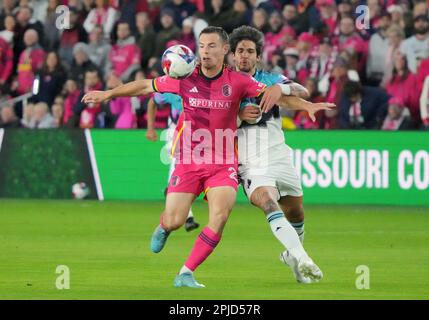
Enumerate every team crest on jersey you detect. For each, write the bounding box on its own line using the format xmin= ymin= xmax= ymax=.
xmin=171 ymin=176 xmax=180 ymax=187
xmin=222 ymin=84 xmax=232 ymax=97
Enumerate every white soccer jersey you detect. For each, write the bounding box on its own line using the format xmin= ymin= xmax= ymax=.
xmin=237 ymin=69 xmax=303 ymax=200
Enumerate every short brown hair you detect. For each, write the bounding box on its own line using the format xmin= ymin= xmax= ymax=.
xmin=199 ymin=26 xmax=229 ymax=43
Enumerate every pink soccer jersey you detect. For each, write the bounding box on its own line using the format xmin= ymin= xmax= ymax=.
xmin=153 ymin=65 xmax=266 ymax=166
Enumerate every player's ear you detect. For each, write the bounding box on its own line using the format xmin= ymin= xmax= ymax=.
xmin=223 ymin=43 xmax=230 ymax=55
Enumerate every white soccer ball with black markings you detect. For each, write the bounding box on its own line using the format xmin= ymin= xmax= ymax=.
xmin=72 ymin=182 xmax=89 ymax=200
xmin=161 ymin=45 xmax=197 ymax=79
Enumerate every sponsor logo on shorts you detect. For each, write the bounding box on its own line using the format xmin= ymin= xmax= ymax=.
xmin=171 ymin=175 xmax=180 ymax=187
xmin=228 ymin=167 xmax=238 ymax=183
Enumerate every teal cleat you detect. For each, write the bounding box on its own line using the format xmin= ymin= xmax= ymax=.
xmin=150 ymin=225 xmax=170 ymax=253
xmin=174 ymin=272 xmax=205 ymax=288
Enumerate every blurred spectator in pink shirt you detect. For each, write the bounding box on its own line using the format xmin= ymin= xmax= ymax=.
xmin=16 ymin=29 xmax=45 ymax=95
xmin=107 ymin=73 xmax=137 ymax=129
xmin=264 ymin=11 xmax=295 ymax=63
xmin=334 ymin=15 xmax=368 ymax=74
xmin=322 ymin=56 xmax=350 ymax=128
xmin=106 ymin=22 xmax=141 ymax=83
xmin=63 ymin=79 xmax=81 ymax=126
xmin=0 ymin=36 xmax=13 ymax=88
xmin=78 ymin=69 xmax=103 ymax=129
xmin=315 ymin=0 xmax=338 ymax=35
xmin=383 ymin=51 xmax=420 ymax=126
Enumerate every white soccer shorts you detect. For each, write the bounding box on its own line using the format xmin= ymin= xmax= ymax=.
xmin=239 ymin=159 xmax=303 ymax=201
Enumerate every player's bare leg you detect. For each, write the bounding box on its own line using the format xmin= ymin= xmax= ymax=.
xmin=174 ymin=186 xmax=236 ymax=288
xmin=150 ymin=192 xmax=196 ymax=253
xmin=206 ymin=186 xmax=236 ymax=234
xmin=250 ymin=186 xmax=322 ymax=283
xmin=279 ymin=196 xmax=305 ymax=244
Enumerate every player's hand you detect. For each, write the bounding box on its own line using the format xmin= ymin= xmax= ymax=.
xmin=239 ymin=105 xmax=261 ymax=122
xmin=305 ymin=102 xmax=336 ymax=122
xmin=81 ymin=90 xmax=111 ymax=104
xmin=146 ymin=129 xmax=157 ymax=141
xmin=259 ymin=84 xmax=282 ymax=113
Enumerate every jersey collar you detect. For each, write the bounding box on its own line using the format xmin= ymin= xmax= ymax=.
xmin=199 ymin=64 xmax=225 ymax=81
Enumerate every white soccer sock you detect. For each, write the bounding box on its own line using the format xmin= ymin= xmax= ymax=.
xmin=290 ymin=221 xmax=305 ymax=244
xmin=179 ymin=265 xmax=193 ymax=275
xmin=266 ymin=211 xmax=307 ymax=261
xmin=187 ymin=209 xmax=194 ymax=218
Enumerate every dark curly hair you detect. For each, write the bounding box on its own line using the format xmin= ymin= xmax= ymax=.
xmin=229 ymin=25 xmax=264 ymax=57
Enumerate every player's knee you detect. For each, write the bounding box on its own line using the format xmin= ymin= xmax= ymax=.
xmin=286 ymin=205 xmax=305 ymax=222
xmin=250 ymin=189 xmax=279 ymax=213
xmin=170 ymin=220 xmax=185 ymax=230
xmin=165 ymin=219 xmax=185 ymax=231
xmin=162 ymin=211 xmax=186 ymax=230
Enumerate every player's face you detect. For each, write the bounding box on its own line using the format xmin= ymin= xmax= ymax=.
xmin=233 ymin=40 xmax=260 ymax=74
xmin=199 ymin=33 xmax=229 ymax=70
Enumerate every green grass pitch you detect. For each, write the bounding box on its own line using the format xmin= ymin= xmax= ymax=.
xmin=0 ymin=200 xmax=428 ymax=300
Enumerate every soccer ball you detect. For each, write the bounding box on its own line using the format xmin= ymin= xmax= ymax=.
xmin=161 ymin=45 xmax=197 ymax=79
xmin=72 ymin=182 xmax=90 ymax=199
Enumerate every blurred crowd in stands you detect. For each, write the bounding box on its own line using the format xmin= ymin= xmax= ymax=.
xmin=0 ymin=0 xmax=428 ymax=130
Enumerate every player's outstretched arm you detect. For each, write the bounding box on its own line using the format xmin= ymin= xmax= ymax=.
xmin=259 ymin=82 xmax=309 ymax=113
xmin=82 ymin=79 xmax=154 ymax=104
xmin=277 ymin=95 xmax=336 ymax=122
xmin=288 ymin=82 xmax=310 ymax=99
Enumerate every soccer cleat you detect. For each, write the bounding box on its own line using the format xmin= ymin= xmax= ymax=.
xmin=280 ymin=250 xmax=312 ymax=284
xmin=297 ymin=255 xmax=323 ymax=282
xmin=150 ymin=225 xmax=170 ymax=253
xmin=185 ymin=217 xmax=200 ymax=232
xmin=174 ymin=272 xmax=205 ymax=288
